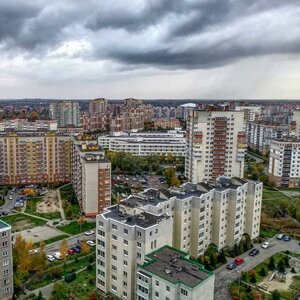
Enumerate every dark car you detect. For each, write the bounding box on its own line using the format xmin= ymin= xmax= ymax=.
xmin=283 ymin=235 xmax=291 ymax=242
xmin=2 ymin=211 xmax=9 ymax=215
xmin=249 ymin=248 xmax=260 ymax=256
xmin=72 ymin=246 xmax=81 ymax=253
xmin=227 ymin=262 xmax=237 ymax=270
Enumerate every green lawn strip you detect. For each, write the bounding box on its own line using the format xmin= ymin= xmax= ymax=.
xmin=0 ymin=213 xmax=47 ymax=229
xmin=279 ymin=275 xmax=300 ymax=300
xmin=260 ymin=229 xmax=277 ymax=238
xmin=57 ymin=221 xmax=96 ymax=235
xmin=25 ymin=197 xmax=61 ymax=220
xmin=33 ymin=234 xmax=69 ymax=248
xmin=27 ymin=252 xmax=95 ymax=290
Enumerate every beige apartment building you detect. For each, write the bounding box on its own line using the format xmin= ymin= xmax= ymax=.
xmin=0 ymin=220 xmax=13 ymax=300
xmin=71 ymin=135 xmax=111 ymax=216
xmin=185 ymin=110 xmax=246 ymax=183
xmin=0 ymin=133 xmax=71 ymax=185
xmin=96 ymin=178 xmax=262 ymax=299
xmin=136 ymin=246 xmax=215 ymax=300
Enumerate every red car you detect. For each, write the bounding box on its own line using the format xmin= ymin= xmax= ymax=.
xmin=234 ymin=257 xmax=244 ymax=265
xmin=68 ymin=249 xmax=75 ymax=255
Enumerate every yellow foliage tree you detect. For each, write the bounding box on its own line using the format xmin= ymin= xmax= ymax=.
xmin=60 ymin=240 xmax=69 ymax=262
xmin=77 ymin=216 xmax=86 ymax=233
xmin=81 ymin=241 xmax=90 ymax=255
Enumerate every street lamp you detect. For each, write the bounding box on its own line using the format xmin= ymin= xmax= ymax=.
xmin=236 ymin=267 xmax=241 ymax=297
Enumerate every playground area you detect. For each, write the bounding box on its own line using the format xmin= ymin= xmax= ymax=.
xmin=35 ymin=190 xmax=60 ymax=213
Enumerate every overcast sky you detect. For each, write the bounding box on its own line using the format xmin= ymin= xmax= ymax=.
xmin=0 ymin=0 xmax=300 ymax=100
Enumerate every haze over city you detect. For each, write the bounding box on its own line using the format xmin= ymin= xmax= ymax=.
xmin=0 ymin=0 xmax=300 ymax=99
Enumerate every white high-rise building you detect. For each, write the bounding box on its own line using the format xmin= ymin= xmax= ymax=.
xmin=185 ymin=110 xmax=246 ymax=183
xmin=235 ymin=105 xmax=262 ymax=122
xmin=49 ymin=101 xmax=80 ymax=127
xmin=96 ymin=177 xmax=262 ymax=299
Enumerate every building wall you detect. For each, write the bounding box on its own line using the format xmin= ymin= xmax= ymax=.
xmin=0 ymin=222 xmax=13 ymax=300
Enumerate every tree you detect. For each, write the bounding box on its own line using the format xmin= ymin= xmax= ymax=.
xmin=89 ymin=292 xmax=97 ymax=300
xmin=77 ymin=216 xmax=86 ymax=233
xmin=271 ymin=290 xmax=281 ymax=300
xmin=49 ymin=282 xmax=68 ymax=300
xmin=268 ymin=256 xmax=276 ymax=271
xmin=217 ymin=249 xmax=227 ymax=264
xmin=283 ymin=255 xmax=290 ymax=267
xmin=277 ymin=259 xmax=286 ymax=274
xmin=259 ymin=267 xmax=267 ymax=277
xmin=81 ymin=241 xmax=90 ymax=255
xmin=170 ymin=175 xmax=180 ymax=187
xmin=250 ymin=273 xmax=257 ymax=283
xmin=60 ymin=240 xmax=68 ymax=262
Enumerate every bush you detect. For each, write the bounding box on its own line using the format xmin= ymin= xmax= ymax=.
xmin=64 ymin=272 xmax=76 ymax=282
xmin=75 ymin=257 xmax=79 ymax=263
xmin=87 ymin=264 xmax=93 ymax=271
xmin=259 ymin=267 xmax=267 ymax=277
xmin=87 ymin=275 xmax=94 ymax=284
xmin=67 ymin=267 xmax=75 ymax=273
xmin=291 ymin=267 xmax=296 ymax=273
xmin=250 ymin=274 xmax=257 ymax=284
xmin=50 ymin=267 xmax=63 ymax=279
xmin=88 ymin=255 xmax=94 ymax=263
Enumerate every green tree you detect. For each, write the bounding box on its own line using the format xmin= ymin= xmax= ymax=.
xmin=283 ymin=255 xmax=290 ymax=267
xmin=271 ymin=290 xmax=281 ymax=300
xmin=217 ymin=249 xmax=227 ymax=264
xmin=49 ymin=282 xmax=68 ymax=300
xmin=277 ymin=259 xmax=286 ymax=274
xmin=249 ymin=273 xmax=257 ymax=283
xmin=268 ymin=256 xmax=276 ymax=271
xmin=259 ymin=267 xmax=267 ymax=277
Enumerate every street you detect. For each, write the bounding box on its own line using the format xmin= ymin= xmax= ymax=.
xmin=214 ymin=237 xmax=300 ymax=299
xmin=0 ymin=189 xmax=19 ymax=213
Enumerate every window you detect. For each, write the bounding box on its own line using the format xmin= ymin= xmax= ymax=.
xmin=124 ymin=250 xmax=128 ymax=256
xmin=98 ymin=230 xmax=105 ymax=237
xmin=166 ymin=286 xmax=170 ymax=292
xmin=98 ymin=240 xmax=105 ymax=247
xmin=112 ymin=245 xmax=117 ymax=250
xmin=98 ymin=221 xmax=103 ymax=227
xmin=124 ymin=239 xmax=128 ymax=245
xmin=124 ymin=260 xmax=128 ymax=266
xmin=4 ymin=287 xmax=9 ymax=294
xmin=138 ymin=284 xmax=149 ymax=294
xmin=137 ymin=241 xmax=141 ymax=248
xmin=98 ymin=250 xmax=105 ymax=258
xmin=2 ymin=231 xmax=7 ymax=237
xmin=137 ymin=252 xmax=141 ymax=259
xmin=137 ymin=231 xmax=142 ymax=237
xmin=181 ymin=288 xmax=188 ymax=296
xmin=123 ymin=281 xmax=127 ymax=287
xmin=112 ymin=285 xmax=117 ymax=292
xmin=155 ymin=280 xmax=159 ymax=287
xmin=112 ymin=234 xmax=117 ymax=241
xmin=112 ymin=224 xmax=117 ymax=230
xmin=112 ymin=255 xmax=117 ymax=261
xmin=112 ymin=275 xmax=117 ymax=281
xmin=2 ymin=250 xmax=8 ymax=257
xmin=124 ymin=228 xmax=128 ymax=234
xmin=2 ymin=241 xmax=8 ymax=247
xmin=123 ymin=271 xmax=128 ymax=277
xmin=98 ymin=270 xmax=105 ymax=277
xmin=123 ymin=292 xmax=128 ymax=298
xmin=3 ymin=269 xmax=9 ymax=276
xmin=155 ymin=292 xmax=159 ymax=298
xmin=112 ymin=265 xmax=117 ymax=272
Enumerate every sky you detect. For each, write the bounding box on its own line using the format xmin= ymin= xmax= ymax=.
xmin=0 ymin=0 xmax=300 ymax=100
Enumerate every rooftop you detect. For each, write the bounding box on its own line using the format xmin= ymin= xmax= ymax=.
xmin=103 ymin=205 xmax=170 ymax=228
xmin=0 ymin=220 xmax=10 ymax=230
xmin=140 ymin=246 xmax=212 ymax=288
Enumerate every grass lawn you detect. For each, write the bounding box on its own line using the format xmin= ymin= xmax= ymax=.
xmin=25 ymin=197 xmax=61 ymax=220
xmin=27 ymin=252 xmax=95 ymax=290
xmin=50 ymin=266 xmax=96 ymax=300
xmin=0 ymin=213 xmax=46 ymax=231
xmin=260 ymin=229 xmax=277 ymax=238
xmin=57 ymin=221 xmax=95 ymax=235
xmin=33 ymin=234 xmax=69 ymax=248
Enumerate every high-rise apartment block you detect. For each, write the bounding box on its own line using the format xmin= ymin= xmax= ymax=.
xmin=0 ymin=119 xmax=58 ymax=132
xmin=72 ymin=136 xmax=111 ymax=216
xmin=136 ymin=246 xmax=214 ymax=300
xmin=247 ymin=122 xmax=290 ymax=155
xmin=0 ymin=133 xmax=71 ymax=185
xmin=235 ymin=105 xmax=262 ymax=122
xmin=269 ymin=140 xmax=300 ymax=187
xmin=96 ymin=178 xmax=262 ymax=299
xmin=185 ymin=110 xmax=246 ymax=183
xmin=0 ymin=220 xmax=13 ymax=300
xmin=292 ymin=110 xmax=300 ymax=139
xmin=89 ymin=98 xmax=107 ymax=114
xmin=49 ymin=101 xmax=80 ymax=127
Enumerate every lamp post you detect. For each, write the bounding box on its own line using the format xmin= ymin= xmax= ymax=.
xmin=236 ymin=267 xmax=241 ymax=297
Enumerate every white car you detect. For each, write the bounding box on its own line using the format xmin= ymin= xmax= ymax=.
xmin=276 ymin=233 xmax=284 ymax=240
xmin=87 ymin=240 xmax=95 ymax=247
xmin=53 ymin=251 xmax=63 ymax=260
xmin=9 ymin=195 xmax=12 ymax=200
xmin=29 ymin=249 xmax=40 ymax=255
xmin=84 ymin=230 xmax=95 ymax=236
xmin=261 ymin=241 xmax=270 ymax=249
xmin=46 ymin=254 xmax=55 ymax=262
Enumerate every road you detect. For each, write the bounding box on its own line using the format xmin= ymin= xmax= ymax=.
xmin=214 ymin=237 xmax=300 ymax=299
xmin=0 ymin=189 xmax=19 ymax=213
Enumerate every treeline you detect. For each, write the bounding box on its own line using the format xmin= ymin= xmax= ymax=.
xmin=106 ymin=151 xmax=184 ymax=175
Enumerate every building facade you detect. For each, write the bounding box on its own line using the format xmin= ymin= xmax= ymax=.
xmin=49 ymin=101 xmax=80 ymax=127
xmin=96 ymin=178 xmax=262 ymax=299
xmin=0 ymin=119 xmax=57 ymax=132
xmin=235 ymin=105 xmax=262 ymax=122
xmin=0 ymin=133 xmax=71 ymax=185
xmin=269 ymin=140 xmax=300 ymax=187
xmin=247 ymin=122 xmax=290 ymax=155
xmin=185 ymin=110 xmax=246 ymax=183
xmin=89 ymin=98 xmax=107 ymax=114
xmin=136 ymin=246 xmax=214 ymax=300
xmin=71 ymin=136 xmax=111 ymax=216
xmin=98 ymin=131 xmax=186 ymax=156
xmin=0 ymin=220 xmax=13 ymax=300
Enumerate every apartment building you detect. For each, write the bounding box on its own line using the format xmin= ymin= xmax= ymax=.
xmin=153 ymin=118 xmax=180 ymax=129
xmin=80 ymin=113 xmax=108 ymax=132
xmin=71 ymin=135 xmax=111 ymax=216
xmin=0 ymin=220 xmax=13 ymax=300
xmin=0 ymin=119 xmax=57 ymax=132
xmin=89 ymin=98 xmax=107 ymax=114
xmin=269 ymin=140 xmax=300 ymax=187
xmin=247 ymin=122 xmax=290 ymax=155
xmin=235 ymin=105 xmax=262 ymax=122
xmin=292 ymin=110 xmax=300 ymax=139
xmin=136 ymin=246 xmax=214 ymax=300
xmin=96 ymin=177 xmax=262 ymax=299
xmin=49 ymin=101 xmax=80 ymax=127
xmin=98 ymin=131 xmax=186 ymax=156
xmin=0 ymin=133 xmax=71 ymax=185
xmin=185 ymin=110 xmax=246 ymax=183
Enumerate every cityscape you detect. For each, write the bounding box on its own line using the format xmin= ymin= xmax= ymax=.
xmin=1 ymin=1 xmax=300 ymax=300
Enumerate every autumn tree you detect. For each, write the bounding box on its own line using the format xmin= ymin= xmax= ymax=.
xmin=60 ymin=240 xmax=69 ymax=262
xmin=77 ymin=215 xmax=86 ymax=233
xmin=81 ymin=241 xmax=90 ymax=255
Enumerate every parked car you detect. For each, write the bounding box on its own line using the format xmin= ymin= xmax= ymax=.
xmin=68 ymin=249 xmax=75 ymax=255
xmin=29 ymin=249 xmax=40 ymax=255
xmin=276 ymin=233 xmax=284 ymax=240
xmin=249 ymin=249 xmax=260 ymax=256
xmin=2 ymin=211 xmax=9 ymax=215
xmin=53 ymin=252 xmax=63 ymax=260
xmin=46 ymin=255 xmax=55 ymax=262
xmin=9 ymin=195 xmax=12 ymax=200
xmin=84 ymin=230 xmax=95 ymax=236
xmin=234 ymin=257 xmax=244 ymax=265
xmin=87 ymin=240 xmax=95 ymax=247
xmin=227 ymin=262 xmax=237 ymax=270
xmin=72 ymin=246 xmax=81 ymax=253
xmin=283 ymin=235 xmax=291 ymax=242
xmin=261 ymin=241 xmax=270 ymax=249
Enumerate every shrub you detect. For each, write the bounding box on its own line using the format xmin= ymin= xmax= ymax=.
xmin=87 ymin=264 xmax=93 ymax=271
xmin=87 ymin=275 xmax=94 ymax=284
xmin=291 ymin=267 xmax=296 ymax=273
xmin=250 ymin=274 xmax=257 ymax=284
xmin=50 ymin=267 xmax=63 ymax=279
xmin=88 ymin=255 xmax=94 ymax=263
xmin=75 ymin=257 xmax=79 ymax=263
xmin=64 ymin=272 xmax=76 ymax=282
xmin=259 ymin=267 xmax=267 ymax=277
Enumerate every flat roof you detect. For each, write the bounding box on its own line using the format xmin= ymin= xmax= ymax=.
xmin=103 ymin=206 xmax=170 ymax=228
xmin=140 ymin=246 xmax=212 ymax=288
xmin=0 ymin=220 xmax=10 ymax=229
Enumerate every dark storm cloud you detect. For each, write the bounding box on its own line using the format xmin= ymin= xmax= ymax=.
xmin=0 ymin=0 xmax=300 ymax=71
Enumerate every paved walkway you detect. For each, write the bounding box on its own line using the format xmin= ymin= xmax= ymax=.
xmin=57 ymin=184 xmax=71 ymax=222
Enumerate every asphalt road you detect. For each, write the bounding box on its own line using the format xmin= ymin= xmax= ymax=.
xmin=0 ymin=189 xmax=19 ymax=213
xmin=214 ymin=237 xmax=300 ymax=300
